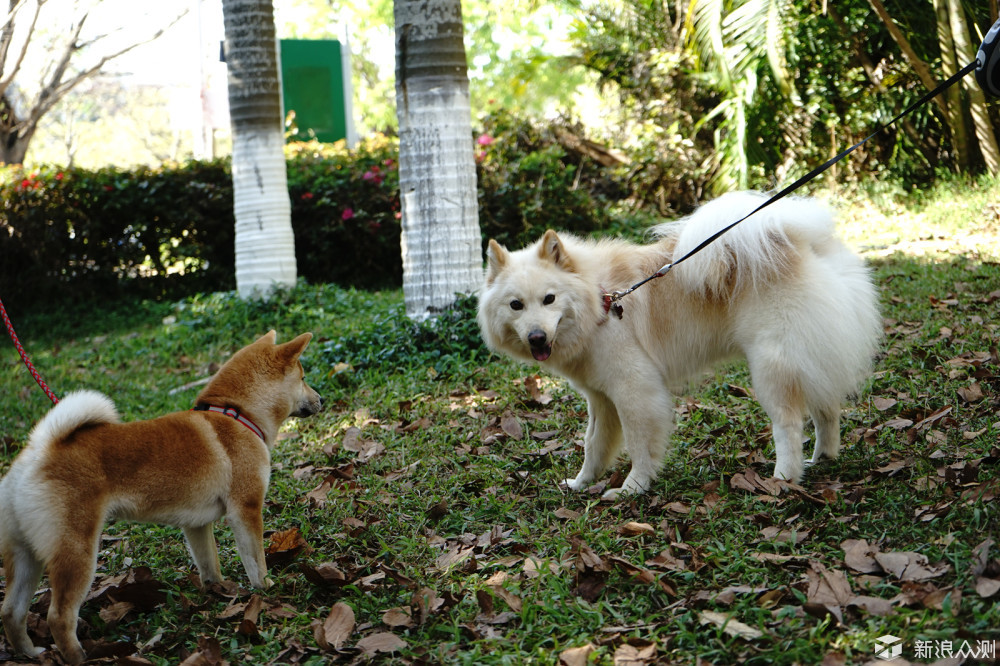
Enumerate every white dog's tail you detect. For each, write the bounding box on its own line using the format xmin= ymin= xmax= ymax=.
xmin=28 ymin=390 xmax=120 ymax=448
xmin=654 ymin=191 xmax=841 ymax=297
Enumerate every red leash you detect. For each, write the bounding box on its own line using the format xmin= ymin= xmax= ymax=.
xmin=0 ymin=296 xmax=59 ymax=405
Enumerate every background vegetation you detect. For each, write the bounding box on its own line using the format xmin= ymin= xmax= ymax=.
xmin=0 ymin=187 xmax=997 ymax=663
xmin=1 ymin=111 xmax=631 ymax=315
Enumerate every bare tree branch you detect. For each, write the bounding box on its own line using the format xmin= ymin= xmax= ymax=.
xmin=0 ymin=1 xmax=187 ymax=162
xmin=0 ymin=0 xmax=45 ymax=99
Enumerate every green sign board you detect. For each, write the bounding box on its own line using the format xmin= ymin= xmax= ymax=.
xmin=280 ymin=39 xmax=349 ymax=143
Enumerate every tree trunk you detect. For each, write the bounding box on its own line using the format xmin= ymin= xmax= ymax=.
xmin=932 ymin=0 xmax=970 ymax=171
xmin=947 ymin=0 xmax=1000 ymax=172
xmin=867 ymin=0 xmax=948 ymax=117
xmin=222 ymin=0 xmax=297 ymax=299
xmin=0 ymin=96 xmax=33 ymax=165
xmin=394 ymin=0 xmax=482 ymax=320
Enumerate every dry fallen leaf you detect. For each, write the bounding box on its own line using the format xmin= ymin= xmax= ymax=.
xmin=842 ymin=538 xmax=881 ymax=574
xmin=559 ymin=643 xmax=596 ymax=666
xmin=315 ymin=602 xmax=354 ymax=651
xmin=265 ymin=527 xmax=312 ymax=567
xmin=382 ymin=607 xmax=414 ymax=628
xmin=356 ymin=631 xmax=407 ymax=656
xmin=614 ymin=641 xmax=658 ymax=665
xmin=500 ymin=411 xmax=524 ymax=439
xmin=874 ymin=551 xmax=950 ymax=582
xmin=975 ymin=577 xmax=1000 ymax=598
xmin=698 ymin=611 xmax=765 ymax=640
xmin=619 ymin=521 xmax=655 ymax=537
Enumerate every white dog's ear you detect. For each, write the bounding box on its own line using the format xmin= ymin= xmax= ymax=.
xmin=538 ymin=230 xmax=575 ymax=271
xmin=486 ymin=239 xmax=509 ymax=284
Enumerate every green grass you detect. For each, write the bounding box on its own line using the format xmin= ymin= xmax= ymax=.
xmin=1 ymin=183 xmax=999 ymax=664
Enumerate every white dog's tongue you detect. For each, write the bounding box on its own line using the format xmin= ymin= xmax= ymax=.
xmin=531 ymin=345 xmax=551 ymax=362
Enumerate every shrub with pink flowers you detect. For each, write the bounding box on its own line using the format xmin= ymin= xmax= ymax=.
xmin=0 ymin=114 xmax=630 ymax=312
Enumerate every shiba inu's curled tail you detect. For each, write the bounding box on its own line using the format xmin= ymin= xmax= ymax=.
xmin=653 ymin=191 xmax=841 ymax=297
xmin=28 ymin=390 xmax=120 ymax=448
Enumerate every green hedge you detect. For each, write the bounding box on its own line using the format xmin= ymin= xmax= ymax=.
xmin=1 ymin=114 xmax=626 ymax=313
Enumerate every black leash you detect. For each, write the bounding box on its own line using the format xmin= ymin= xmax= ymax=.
xmin=608 ymin=17 xmax=1000 ymax=307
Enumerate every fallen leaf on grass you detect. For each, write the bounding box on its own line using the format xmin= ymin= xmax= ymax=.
xmin=560 ymin=643 xmax=596 ymax=666
xmin=264 ymin=527 xmax=312 ymax=567
xmin=842 ymin=539 xmax=881 ymax=574
xmin=490 ymin=584 xmax=524 ymax=612
xmin=619 ymin=521 xmax=655 ymax=536
xmin=805 ymin=563 xmax=853 ymax=623
xmin=698 ymin=611 xmax=765 ymax=640
xmin=299 ymin=561 xmax=349 ymax=587
xmin=314 ymin=602 xmax=354 ymax=651
xmin=846 ymin=595 xmax=894 ymax=616
xmin=500 ymin=411 xmax=524 ymax=439
xmin=356 ymin=632 xmax=407 ymax=656
xmin=614 ymin=641 xmax=658 ymax=664
xmin=872 ymin=396 xmax=897 ymax=411
xmin=957 ymin=382 xmax=985 ymax=403
xmin=179 ymin=637 xmax=225 ymax=665
xmin=554 ymin=507 xmax=581 ymax=520
xmin=975 ymin=577 xmax=1000 ymax=598
xmin=237 ymin=594 xmax=264 ymax=638
xmin=98 ymin=601 xmax=134 ymax=625
xmin=874 ymin=551 xmax=950 ymax=581
xmin=382 ymin=607 xmax=414 ymax=628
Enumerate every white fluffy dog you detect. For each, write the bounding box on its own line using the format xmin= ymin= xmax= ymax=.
xmin=477 ymin=191 xmax=881 ymax=500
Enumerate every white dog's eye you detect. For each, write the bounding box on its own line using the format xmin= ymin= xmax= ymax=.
xmin=510 ymin=299 xmax=524 ymax=311
xmin=543 ymin=294 xmax=555 ymax=305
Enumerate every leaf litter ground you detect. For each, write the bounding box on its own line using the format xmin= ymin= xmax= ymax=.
xmin=0 ymin=222 xmax=999 ymax=665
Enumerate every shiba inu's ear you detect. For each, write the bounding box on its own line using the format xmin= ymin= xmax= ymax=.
xmin=486 ymin=239 xmax=509 ymax=284
xmin=278 ymin=332 xmax=313 ymax=361
xmin=255 ymin=330 xmax=278 ymax=346
xmin=538 ymin=230 xmax=575 ymax=272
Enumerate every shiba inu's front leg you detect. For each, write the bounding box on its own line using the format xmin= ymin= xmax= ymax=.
xmin=565 ymin=390 xmax=622 ymax=491
xmin=183 ymin=524 xmax=224 ymax=585
xmin=1 ymin=545 xmax=46 ymax=658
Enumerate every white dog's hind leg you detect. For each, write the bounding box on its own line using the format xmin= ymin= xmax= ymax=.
xmin=1 ymin=546 xmax=46 ymax=658
xmin=749 ymin=357 xmax=807 ymax=483
xmin=566 ymin=391 xmax=622 ymax=491
xmin=810 ymin=404 xmax=841 ymax=462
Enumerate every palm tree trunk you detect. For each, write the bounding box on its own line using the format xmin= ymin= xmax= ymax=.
xmin=947 ymin=0 xmax=1000 ymax=172
xmin=932 ymin=0 xmax=970 ymax=171
xmin=867 ymin=0 xmax=948 ymax=117
xmin=394 ymin=0 xmax=482 ymax=320
xmin=222 ymin=0 xmax=297 ymax=299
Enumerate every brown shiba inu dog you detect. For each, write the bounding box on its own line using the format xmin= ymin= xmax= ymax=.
xmin=0 ymin=331 xmax=321 ymax=664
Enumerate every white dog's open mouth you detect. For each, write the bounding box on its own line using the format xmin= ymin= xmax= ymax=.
xmin=530 ymin=343 xmax=552 ymax=362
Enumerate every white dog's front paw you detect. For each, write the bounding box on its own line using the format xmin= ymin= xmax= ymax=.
xmin=772 ymin=462 xmax=803 ymax=484
xmin=601 ymin=486 xmax=624 ymax=501
xmin=564 ymin=475 xmax=590 ymax=491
